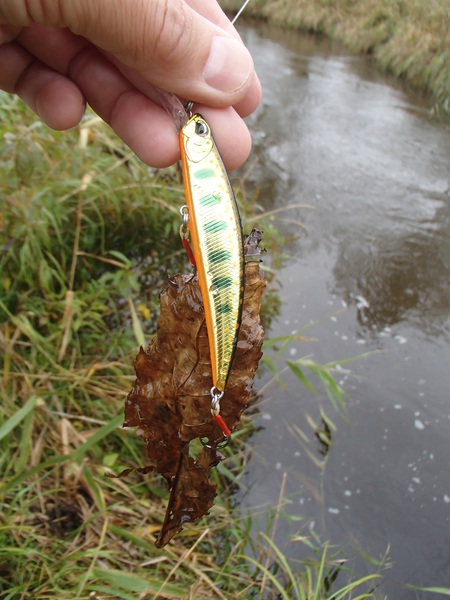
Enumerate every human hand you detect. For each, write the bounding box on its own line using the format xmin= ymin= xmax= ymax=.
xmin=0 ymin=0 xmax=261 ymax=169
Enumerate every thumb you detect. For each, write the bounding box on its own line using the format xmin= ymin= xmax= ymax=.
xmin=69 ymin=0 xmax=256 ymax=106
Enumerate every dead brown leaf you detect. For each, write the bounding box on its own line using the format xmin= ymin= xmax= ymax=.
xmin=124 ymin=229 xmax=266 ymax=546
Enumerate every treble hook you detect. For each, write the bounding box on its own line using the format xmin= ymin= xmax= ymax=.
xmin=199 ymin=387 xmax=231 ymax=449
xmin=211 ymin=386 xmax=231 ymax=440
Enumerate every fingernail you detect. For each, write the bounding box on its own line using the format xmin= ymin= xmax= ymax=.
xmin=203 ymin=35 xmax=253 ymax=93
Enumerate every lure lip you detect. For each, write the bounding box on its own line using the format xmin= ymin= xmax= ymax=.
xmin=144 ymin=85 xmax=189 ymax=132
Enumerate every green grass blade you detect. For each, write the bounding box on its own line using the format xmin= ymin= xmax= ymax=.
xmin=108 ymin=524 xmax=161 ymax=553
xmin=327 ymin=574 xmax=381 ymax=599
xmin=14 ymin=406 xmax=35 ymax=473
xmin=262 ymin=354 xmax=287 ymax=390
xmin=88 ymin=586 xmax=137 ymax=600
xmin=238 ymin=553 xmax=291 ymax=599
xmin=71 ymin=414 xmax=123 ymax=461
xmin=0 ymin=414 xmax=123 ymax=493
xmin=0 ymin=454 xmax=69 ymax=493
xmin=259 ymin=532 xmax=301 ymax=597
xmin=0 ymin=396 xmax=37 ymax=441
xmin=286 ymin=360 xmax=317 ymax=395
xmin=92 ymin=567 xmax=186 ymax=597
xmin=409 ymin=587 xmax=450 ymax=596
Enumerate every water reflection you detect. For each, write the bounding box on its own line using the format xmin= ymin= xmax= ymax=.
xmin=332 ymin=197 xmax=450 ymax=337
xmin=241 ymin=22 xmax=450 ymax=341
xmin=237 ymin=20 xmax=450 ymax=598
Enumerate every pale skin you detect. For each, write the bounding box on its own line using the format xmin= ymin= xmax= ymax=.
xmin=0 ymin=0 xmax=262 ymax=170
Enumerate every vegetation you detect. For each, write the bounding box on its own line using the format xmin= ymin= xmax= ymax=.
xmin=0 ymin=93 xmax=390 ymax=597
xmin=222 ymin=0 xmax=450 ymax=113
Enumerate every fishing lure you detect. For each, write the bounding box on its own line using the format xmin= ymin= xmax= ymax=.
xmin=179 ymin=111 xmax=245 ymax=444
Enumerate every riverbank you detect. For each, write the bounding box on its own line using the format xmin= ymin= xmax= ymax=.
xmin=0 ymin=93 xmax=383 ymax=598
xmin=222 ymin=0 xmax=450 ymax=113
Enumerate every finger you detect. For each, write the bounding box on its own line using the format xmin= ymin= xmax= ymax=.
xmin=12 ymin=25 xmax=176 ymax=164
xmin=19 ymin=19 xmax=261 ymax=124
xmin=193 ymin=105 xmax=252 ymax=172
xmin=187 ymin=0 xmax=264 ymax=117
xmin=70 ymin=47 xmax=252 ymax=169
xmin=0 ymin=40 xmax=85 ymax=129
xmin=1 ymin=0 xmax=257 ymax=107
xmin=0 ymin=24 xmax=21 ymax=44
xmin=185 ymin=0 xmax=240 ymax=34
xmin=108 ymin=53 xmax=261 ymax=120
xmin=232 ymin=70 xmax=262 ymax=118
xmin=144 ymin=0 xmax=262 ymax=114
xmin=83 ymin=0 xmax=256 ymax=105
xmin=68 ymin=45 xmax=180 ymax=168
xmin=16 ymin=24 xmax=87 ymax=76
xmin=15 ymin=25 xmax=253 ymax=168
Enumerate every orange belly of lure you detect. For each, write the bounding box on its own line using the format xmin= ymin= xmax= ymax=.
xmin=179 ymin=114 xmax=245 ymax=439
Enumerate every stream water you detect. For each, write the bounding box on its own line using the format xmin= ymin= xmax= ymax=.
xmin=235 ymin=21 xmax=450 ymax=599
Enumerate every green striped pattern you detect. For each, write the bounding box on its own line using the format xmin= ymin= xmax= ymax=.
xmin=180 ymin=114 xmax=245 ymax=392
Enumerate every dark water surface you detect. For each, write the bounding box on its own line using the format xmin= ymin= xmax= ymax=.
xmin=236 ymin=22 xmax=450 ymax=599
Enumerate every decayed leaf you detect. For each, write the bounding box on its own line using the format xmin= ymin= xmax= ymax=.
xmin=156 ymin=443 xmax=222 ymax=548
xmin=124 ymin=229 xmax=266 ymax=546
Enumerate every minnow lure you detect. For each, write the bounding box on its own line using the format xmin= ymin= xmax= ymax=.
xmin=179 ymin=113 xmax=245 ymax=443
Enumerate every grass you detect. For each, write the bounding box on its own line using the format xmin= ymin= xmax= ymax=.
xmin=0 ymin=92 xmax=390 ymax=598
xmin=222 ymin=0 xmax=450 ymax=114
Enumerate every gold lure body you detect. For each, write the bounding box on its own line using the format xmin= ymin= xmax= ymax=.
xmin=179 ymin=114 xmax=245 ymax=393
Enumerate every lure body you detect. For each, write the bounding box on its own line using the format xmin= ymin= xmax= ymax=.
xmin=179 ymin=114 xmax=245 ymax=393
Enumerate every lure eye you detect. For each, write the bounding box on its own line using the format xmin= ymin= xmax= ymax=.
xmin=195 ymin=120 xmax=209 ymax=137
